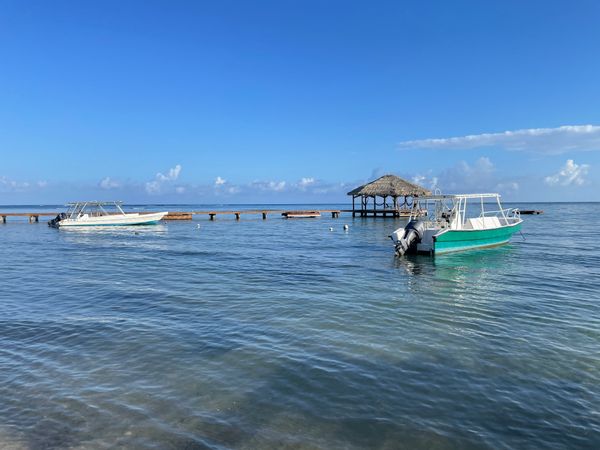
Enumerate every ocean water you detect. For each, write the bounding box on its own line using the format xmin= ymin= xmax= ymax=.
xmin=0 ymin=203 xmax=599 ymax=449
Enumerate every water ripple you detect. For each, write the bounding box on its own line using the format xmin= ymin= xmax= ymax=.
xmin=0 ymin=203 xmax=599 ymax=449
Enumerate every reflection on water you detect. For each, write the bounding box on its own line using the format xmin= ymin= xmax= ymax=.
xmin=0 ymin=203 xmax=599 ymax=449
xmin=57 ymin=224 xmax=170 ymax=252
xmin=396 ymin=244 xmax=517 ymax=281
xmin=59 ymin=223 xmax=168 ymax=235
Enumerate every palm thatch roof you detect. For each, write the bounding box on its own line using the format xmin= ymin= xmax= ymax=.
xmin=347 ymin=174 xmax=431 ymax=197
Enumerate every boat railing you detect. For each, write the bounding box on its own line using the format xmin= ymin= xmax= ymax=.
xmin=478 ymin=207 xmax=520 ymax=225
xmin=480 ymin=207 xmax=519 ymax=217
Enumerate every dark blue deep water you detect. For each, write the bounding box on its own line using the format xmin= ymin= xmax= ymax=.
xmin=0 ymin=203 xmax=599 ymax=449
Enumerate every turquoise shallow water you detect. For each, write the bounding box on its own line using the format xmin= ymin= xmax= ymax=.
xmin=0 ymin=203 xmax=599 ymax=449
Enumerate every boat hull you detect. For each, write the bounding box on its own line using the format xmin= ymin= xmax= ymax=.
xmin=281 ymin=211 xmax=321 ymax=218
xmin=433 ymin=222 xmax=522 ymax=254
xmin=58 ymin=212 xmax=167 ymax=227
xmin=284 ymin=214 xmax=321 ymax=218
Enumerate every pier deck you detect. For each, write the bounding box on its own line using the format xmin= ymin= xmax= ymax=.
xmin=1 ymin=210 xmax=343 ymax=223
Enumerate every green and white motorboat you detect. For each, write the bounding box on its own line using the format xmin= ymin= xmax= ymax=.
xmin=391 ymin=193 xmax=522 ymax=256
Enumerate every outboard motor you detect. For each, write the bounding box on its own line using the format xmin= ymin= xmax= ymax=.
xmin=48 ymin=212 xmax=67 ymax=228
xmin=392 ymin=220 xmax=425 ymax=256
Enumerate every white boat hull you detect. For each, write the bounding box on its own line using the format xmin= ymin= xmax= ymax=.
xmin=58 ymin=212 xmax=167 ymax=227
xmin=284 ymin=214 xmax=321 ymax=218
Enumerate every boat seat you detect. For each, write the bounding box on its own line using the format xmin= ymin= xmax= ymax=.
xmin=465 ymin=217 xmax=501 ymax=230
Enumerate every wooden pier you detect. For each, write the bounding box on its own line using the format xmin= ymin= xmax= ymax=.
xmin=0 ymin=210 xmax=343 ymax=223
xmin=1 ymin=212 xmax=56 ymax=223
xmin=170 ymin=210 xmax=342 ymax=220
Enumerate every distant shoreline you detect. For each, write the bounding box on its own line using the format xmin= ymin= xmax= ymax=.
xmin=1 ymin=201 xmax=599 ymax=208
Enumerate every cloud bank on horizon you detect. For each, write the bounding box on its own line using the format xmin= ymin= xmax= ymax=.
xmin=90 ymin=155 xmax=591 ymax=201
xmin=0 ymin=124 xmax=596 ymax=203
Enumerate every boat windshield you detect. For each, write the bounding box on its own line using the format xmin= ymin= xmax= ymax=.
xmin=412 ymin=194 xmax=520 ymax=229
xmin=65 ymin=201 xmax=126 ymax=219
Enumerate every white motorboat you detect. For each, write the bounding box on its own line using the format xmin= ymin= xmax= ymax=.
xmin=48 ymin=201 xmax=167 ymax=228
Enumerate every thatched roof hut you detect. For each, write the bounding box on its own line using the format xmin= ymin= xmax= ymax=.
xmin=347 ymin=174 xmax=430 ymax=217
xmin=347 ymin=174 xmax=431 ymax=197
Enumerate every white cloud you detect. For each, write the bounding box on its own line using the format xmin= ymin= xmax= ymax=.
xmin=399 ymin=125 xmax=600 ymax=154
xmin=99 ymin=177 xmax=120 ymax=189
xmin=145 ymin=164 xmax=182 ymax=194
xmin=410 ymin=157 xmax=519 ymax=196
xmin=215 ymin=176 xmax=226 ymax=186
xmin=250 ymin=180 xmax=287 ymax=192
xmin=545 ymin=159 xmax=590 ymax=186
xmin=210 ymin=177 xmax=354 ymax=197
xmin=175 ymin=186 xmax=186 ymax=194
xmin=412 ymin=175 xmax=425 ymax=185
xmin=297 ymin=177 xmax=316 ymax=190
xmin=145 ymin=181 xmax=160 ymax=194
xmin=412 ymin=174 xmax=439 ymax=191
xmin=156 ymin=165 xmax=181 ymax=182
xmin=37 ymin=180 xmax=48 ymax=188
xmin=0 ymin=176 xmax=40 ymax=192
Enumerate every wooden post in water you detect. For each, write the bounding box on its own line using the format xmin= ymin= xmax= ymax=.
xmin=373 ymin=194 xmax=377 ymax=217
xmin=234 ymin=212 xmax=240 ymax=220
xmin=209 ymin=213 xmax=216 ymax=221
xmin=1 ymin=216 xmax=6 ymax=224
xmin=262 ymin=212 xmax=267 ymax=220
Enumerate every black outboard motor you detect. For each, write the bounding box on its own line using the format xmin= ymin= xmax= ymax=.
xmin=48 ymin=212 xmax=67 ymax=228
xmin=393 ymin=219 xmax=425 ymax=256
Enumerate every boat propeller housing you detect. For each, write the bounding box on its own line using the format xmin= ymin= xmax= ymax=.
xmin=392 ymin=220 xmax=425 ymax=256
xmin=48 ymin=213 xmax=67 ymax=228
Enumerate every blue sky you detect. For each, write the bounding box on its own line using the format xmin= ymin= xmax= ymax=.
xmin=1 ymin=0 xmax=600 ymax=203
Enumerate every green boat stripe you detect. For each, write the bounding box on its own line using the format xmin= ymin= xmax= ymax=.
xmin=433 ymin=222 xmax=522 ymax=254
